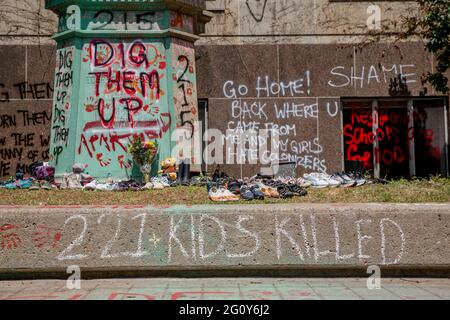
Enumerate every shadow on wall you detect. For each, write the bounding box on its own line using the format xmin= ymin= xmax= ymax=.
xmin=388 ymin=74 xmax=411 ymax=96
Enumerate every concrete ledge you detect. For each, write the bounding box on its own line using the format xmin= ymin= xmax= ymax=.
xmin=1 ymin=204 xmax=449 ymax=278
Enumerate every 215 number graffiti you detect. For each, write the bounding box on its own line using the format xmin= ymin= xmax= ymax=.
xmin=177 ymin=55 xmax=194 ymax=139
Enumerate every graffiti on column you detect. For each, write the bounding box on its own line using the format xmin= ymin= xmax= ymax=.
xmin=78 ymin=39 xmax=171 ymax=172
xmin=51 ymin=46 xmax=74 ymax=166
xmin=169 ymin=11 xmax=194 ymax=33
xmin=172 ymin=39 xmax=199 ymax=143
xmin=59 ymin=10 xmax=165 ymax=32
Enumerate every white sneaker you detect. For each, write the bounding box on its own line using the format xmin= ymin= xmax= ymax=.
xmin=296 ymin=177 xmax=312 ymax=188
xmin=151 ymin=177 xmax=164 ymax=190
xmin=208 ymin=187 xmax=239 ymax=202
xmin=304 ymin=173 xmax=329 ymax=188
xmin=67 ymin=173 xmax=83 ymax=189
xmin=60 ymin=174 xmax=69 ymax=189
xmin=159 ymin=176 xmax=171 ymax=187
xmin=142 ymin=182 xmax=154 ymax=190
xmin=96 ymin=183 xmax=115 ymax=191
xmin=333 ymin=173 xmax=356 ymax=188
xmin=209 ymin=187 xmax=227 ymax=202
xmin=83 ymin=180 xmax=97 ymax=190
xmin=319 ymin=173 xmax=341 ymax=188
xmin=221 ymin=188 xmax=240 ymax=202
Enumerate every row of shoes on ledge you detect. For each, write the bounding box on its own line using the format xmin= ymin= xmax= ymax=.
xmin=207 ymin=176 xmax=309 ymax=202
xmin=82 ymin=175 xmax=172 ymax=191
xmin=0 ymin=178 xmax=55 ymax=190
xmin=81 ymin=173 xmax=211 ymax=191
xmin=303 ymin=172 xmax=369 ymax=188
xmin=0 ymin=162 xmax=56 ymax=190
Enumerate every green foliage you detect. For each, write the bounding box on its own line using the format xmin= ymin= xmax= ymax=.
xmin=402 ymin=0 xmax=450 ymax=93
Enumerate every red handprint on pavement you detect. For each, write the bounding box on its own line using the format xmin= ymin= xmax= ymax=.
xmin=0 ymin=224 xmax=21 ymax=250
xmin=33 ymin=225 xmax=63 ymax=249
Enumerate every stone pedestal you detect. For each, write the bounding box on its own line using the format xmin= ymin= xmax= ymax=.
xmin=46 ymin=0 xmax=211 ymax=180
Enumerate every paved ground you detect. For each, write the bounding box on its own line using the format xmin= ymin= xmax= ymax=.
xmin=0 ymin=278 xmax=449 ymax=300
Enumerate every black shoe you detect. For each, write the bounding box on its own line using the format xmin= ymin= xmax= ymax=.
xmin=181 ymin=160 xmax=191 ymax=186
xmin=228 ymin=180 xmax=242 ymax=195
xmin=287 ymin=184 xmax=307 ymax=196
xmin=172 ymin=160 xmax=184 ymax=186
xmin=277 ymin=186 xmax=294 ymax=198
xmin=240 ymin=185 xmax=255 ymax=200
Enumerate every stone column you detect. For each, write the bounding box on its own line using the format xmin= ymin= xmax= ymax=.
xmin=46 ymin=0 xmax=211 ymax=181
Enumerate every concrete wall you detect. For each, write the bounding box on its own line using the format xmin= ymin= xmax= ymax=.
xmin=0 ymin=0 xmax=56 ymax=177
xmin=196 ymin=41 xmax=436 ymax=177
xmin=0 ymin=0 xmax=448 ymax=178
xmin=0 ymin=45 xmax=55 ymax=177
xmin=0 ymin=0 xmax=57 ymax=45
xmin=197 ymin=0 xmax=449 ymax=178
xmin=202 ymin=0 xmax=418 ymax=44
xmin=1 ymin=204 xmax=449 ymax=277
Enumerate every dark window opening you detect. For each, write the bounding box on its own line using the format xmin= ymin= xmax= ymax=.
xmin=198 ymin=99 xmax=208 ymax=174
xmin=342 ymin=97 xmax=448 ymax=179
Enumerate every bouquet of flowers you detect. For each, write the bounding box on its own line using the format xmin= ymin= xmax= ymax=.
xmin=128 ymin=137 xmax=158 ymax=182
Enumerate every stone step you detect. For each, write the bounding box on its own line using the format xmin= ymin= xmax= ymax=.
xmin=0 ymin=203 xmax=449 ymax=279
xmin=206 ymin=0 xmax=225 ymax=12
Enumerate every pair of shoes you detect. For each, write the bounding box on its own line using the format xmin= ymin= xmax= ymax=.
xmin=142 ymin=182 xmax=154 ymax=190
xmin=209 ymin=186 xmax=240 ymax=202
xmin=17 ymin=178 xmax=33 ymax=189
xmin=330 ymin=172 xmax=357 ymax=188
xmin=160 ymin=175 xmax=173 ymax=187
xmin=63 ymin=173 xmax=83 ymax=189
xmin=240 ymin=184 xmax=265 ymax=200
xmin=96 ymin=183 xmax=115 ymax=191
xmin=113 ymin=181 xmax=134 ymax=191
xmin=256 ymin=181 xmax=280 ymax=198
xmin=303 ymin=173 xmax=329 ymax=188
xmin=30 ymin=179 xmax=52 ymax=190
xmin=4 ymin=181 xmax=18 ymax=189
xmin=176 ymin=159 xmax=191 ymax=186
xmin=227 ymin=180 xmax=242 ymax=195
xmin=83 ymin=180 xmax=97 ymax=191
xmin=151 ymin=177 xmax=168 ymax=190
xmin=264 ymin=179 xmax=297 ymax=198
xmin=129 ymin=182 xmax=144 ymax=191
xmin=286 ymin=183 xmax=307 ymax=196
xmin=0 ymin=179 xmax=14 ymax=189
xmin=29 ymin=179 xmax=41 ymax=190
xmin=347 ymin=172 xmax=366 ymax=186
xmin=83 ymin=180 xmax=114 ymax=191
xmin=4 ymin=179 xmax=34 ymax=190
xmin=304 ymin=173 xmax=340 ymax=188
xmin=190 ymin=174 xmax=211 ymax=186
xmin=295 ymin=177 xmax=312 ymax=188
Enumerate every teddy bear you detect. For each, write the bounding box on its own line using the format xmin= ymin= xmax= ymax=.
xmin=158 ymin=157 xmax=178 ymax=181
